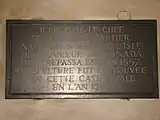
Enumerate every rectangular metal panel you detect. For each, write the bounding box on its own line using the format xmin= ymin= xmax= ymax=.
xmin=5 ymin=20 xmax=159 ymax=99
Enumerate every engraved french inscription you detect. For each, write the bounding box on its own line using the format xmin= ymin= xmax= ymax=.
xmin=31 ymin=34 xmax=40 ymax=41
xmin=40 ymin=27 xmax=51 ymax=33
xmin=6 ymin=20 xmax=158 ymax=99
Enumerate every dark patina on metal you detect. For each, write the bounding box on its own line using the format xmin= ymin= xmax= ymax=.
xmin=5 ymin=20 xmax=159 ymax=99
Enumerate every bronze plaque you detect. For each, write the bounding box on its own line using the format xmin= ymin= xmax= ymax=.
xmin=5 ymin=20 xmax=159 ymax=99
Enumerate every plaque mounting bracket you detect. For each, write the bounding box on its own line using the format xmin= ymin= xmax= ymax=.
xmin=116 ymin=10 xmax=132 ymax=20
